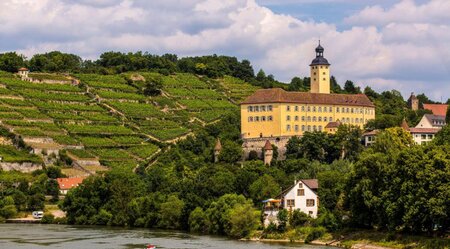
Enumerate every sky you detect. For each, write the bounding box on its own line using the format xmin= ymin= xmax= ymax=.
xmin=0 ymin=0 xmax=449 ymax=101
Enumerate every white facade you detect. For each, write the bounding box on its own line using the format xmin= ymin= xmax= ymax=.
xmin=282 ymin=180 xmax=318 ymax=218
xmin=416 ymin=114 xmax=446 ymax=129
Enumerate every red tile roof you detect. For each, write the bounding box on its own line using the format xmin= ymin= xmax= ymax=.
xmin=18 ymin=67 xmax=29 ymax=71
xmin=263 ymin=140 xmax=273 ymax=150
xmin=423 ymin=104 xmax=448 ymax=116
xmin=241 ymin=88 xmax=375 ymax=107
xmin=325 ymin=121 xmax=341 ymax=129
xmin=302 ymin=179 xmax=319 ymax=190
xmin=363 ymin=130 xmax=380 ymax=136
xmin=408 ymin=128 xmax=440 ymax=134
xmin=56 ymin=177 xmax=86 ymax=190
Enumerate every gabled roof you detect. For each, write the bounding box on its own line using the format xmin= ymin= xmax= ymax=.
xmin=56 ymin=177 xmax=86 ymax=190
xmin=363 ymin=129 xmax=379 ymax=136
xmin=18 ymin=67 xmax=29 ymax=71
xmin=279 ymin=179 xmax=319 ymax=198
xmin=401 ymin=119 xmax=410 ymax=130
xmin=241 ymin=88 xmax=375 ymax=107
xmin=423 ymin=114 xmax=446 ymax=123
xmin=423 ymin=104 xmax=448 ymax=116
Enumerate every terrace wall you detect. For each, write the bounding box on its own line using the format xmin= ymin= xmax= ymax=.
xmin=242 ymin=136 xmax=291 ymax=161
xmin=0 ymin=162 xmax=42 ymax=173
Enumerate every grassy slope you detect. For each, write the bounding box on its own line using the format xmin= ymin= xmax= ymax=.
xmin=0 ymin=71 xmax=258 ymax=170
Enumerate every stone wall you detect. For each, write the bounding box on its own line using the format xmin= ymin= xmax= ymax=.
xmin=23 ymin=137 xmax=54 ymax=144
xmin=242 ymin=136 xmax=292 ymax=161
xmin=0 ymin=162 xmax=43 ymax=173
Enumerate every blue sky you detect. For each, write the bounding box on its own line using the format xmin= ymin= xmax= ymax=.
xmin=0 ymin=0 xmax=449 ymax=101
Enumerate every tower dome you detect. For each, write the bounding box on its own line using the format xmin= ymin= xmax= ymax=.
xmin=310 ymin=41 xmax=330 ymax=66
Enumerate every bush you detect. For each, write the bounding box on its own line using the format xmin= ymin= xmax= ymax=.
xmin=277 ymin=209 xmax=288 ymax=232
xmin=248 ymin=150 xmax=259 ymax=160
xmin=290 ymin=209 xmax=310 ymax=227
xmin=316 ymin=210 xmax=339 ymax=231
xmin=0 ymin=205 xmax=17 ymax=219
xmin=41 ymin=214 xmax=55 ymax=224
xmin=226 ymin=203 xmax=260 ymax=238
xmin=188 ymin=207 xmax=207 ymax=233
xmin=304 ymin=226 xmax=326 ymax=243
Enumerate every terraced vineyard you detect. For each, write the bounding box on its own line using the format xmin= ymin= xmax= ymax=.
xmin=0 ymin=71 xmax=258 ymax=174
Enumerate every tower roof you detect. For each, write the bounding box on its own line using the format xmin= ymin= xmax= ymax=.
xmin=401 ymin=119 xmax=410 ymax=130
xmin=214 ymin=139 xmax=222 ymax=151
xmin=310 ymin=40 xmax=330 ymax=66
xmin=263 ymin=140 xmax=272 ymax=150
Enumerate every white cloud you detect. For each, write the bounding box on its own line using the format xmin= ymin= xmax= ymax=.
xmin=0 ymin=0 xmax=449 ymax=101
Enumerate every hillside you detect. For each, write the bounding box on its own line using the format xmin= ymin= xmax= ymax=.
xmin=0 ymin=71 xmax=258 ymax=174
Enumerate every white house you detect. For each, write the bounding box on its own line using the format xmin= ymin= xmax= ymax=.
xmin=281 ymin=179 xmax=319 ymax=218
xmin=416 ymin=114 xmax=446 ymax=129
xmin=409 ymin=128 xmax=440 ymax=145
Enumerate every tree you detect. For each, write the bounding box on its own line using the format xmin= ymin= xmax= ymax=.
xmin=276 ymin=209 xmax=289 ymax=232
xmin=27 ymin=193 xmax=45 ymax=211
xmin=248 ymin=175 xmax=280 ymax=202
xmin=143 ymin=75 xmax=163 ymax=96
xmin=434 ymin=125 xmax=450 ymax=146
xmin=29 ymin=51 xmax=82 ymax=72
xmin=446 ymin=105 xmax=450 ymax=124
xmin=334 ymin=125 xmax=363 ymax=161
xmin=45 ymin=179 xmax=60 ymax=202
xmin=158 ymin=195 xmax=185 ymax=229
xmin=188 ymin=207 xmax=207 ymax=233
xmin=0 ymin=52 xmax=26 ymax=72
xmin=226 ymin=203 xmax=260 ymax=238
xmin=46 ymin=166 xmax=63 ymax=179
xmin=330 ymin=76 xmax=342 ymax=93
xmin=343 ymin=80 xmax=361 ymax=94
xmin=288 ymin=77 xmax=305 ymax=91
xmin=218 ymin=140 xmax=243 ymax=164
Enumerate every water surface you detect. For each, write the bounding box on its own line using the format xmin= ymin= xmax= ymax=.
xmin=0 ymin=224 xmax=336 ymax=249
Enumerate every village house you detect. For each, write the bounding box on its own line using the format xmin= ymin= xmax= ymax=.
xmin=56 ymin=177 xmax=86 ymax=195
xmin=263 ymin=179 xmax=319 ymax=226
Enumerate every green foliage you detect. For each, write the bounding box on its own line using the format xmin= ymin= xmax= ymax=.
xmin=218 ymin=140 xmax=243 ymax=163
xmin=29 ymin=51 xmax=82 ymax=72
xmin=248 ymin=174 xmax=280 ymax=203
xmin=41 ymin=214 xmax=55 ymax=224
xmin=277 ymin=209 xmax=289 ymax=232
xmin=226 ymin=203 xmax=260 ymax=238
xmin=0 ymin=52 xmax=26 ymax=72
xmin=143 ymin=75 xmax=163 ymax=96
xmin=0 ymin=145 xmax=42 ymax=163
xmin=158 ymin=195 xmax=185 ymax=229
xmin=290 ymin=209 xmax=310 ymax=227
xmin=189 ymin=207 xmax=208 ymax=233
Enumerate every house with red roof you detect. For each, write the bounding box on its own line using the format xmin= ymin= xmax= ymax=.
xmin=423 ymin=104 xmax=448 ymax=116
xmin=56 ymin=177 xmax=86 ymax=195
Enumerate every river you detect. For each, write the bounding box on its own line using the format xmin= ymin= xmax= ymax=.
xmin=0 ymin=224 xmax=336 ymax=249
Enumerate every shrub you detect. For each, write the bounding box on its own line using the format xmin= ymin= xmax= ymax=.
xmin=188 ymin=207 xmax=207 ymax=233
xmin=277 ymin=209 xmax=289 ymax=232
xmin=248 ymin=150 xmax=259 ymax=160
xmin=304 ymin=226 xmax=326 ymax=243
xmin=290 ymin=209 xmax=310 ymax=227
xmin=41 ymin=214 xmax=55 ymax=224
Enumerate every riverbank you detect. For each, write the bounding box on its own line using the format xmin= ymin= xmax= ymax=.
xmin=245 ymin=229 xmax=449 ymax=249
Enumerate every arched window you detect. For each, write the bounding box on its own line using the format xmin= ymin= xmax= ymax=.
xmin=262 ymin=116 xmax=266 ymax=121
xmin=295 ymin=106 xmax=299 ymax=111
xmin=248 ymin=106 xmax=253 ymax=112
xmin=248 ymin=117 xmax=253 ymax=122
xmin=261 ymin=105 xmax=266 ymax=112
xmin=330 ymin=117 xmax=333 ymax=122
xmin=295 ymin=116 xmax=299 ymax=121
xmin=307 ymin=116 xmax=311 ymax=122
xmin=318 ymin=126 xmax=323 ymax=131
xmin=295 ymin=125 xmax=299 ymax=132
xmin=268 ymin=116 xmax=273 ymax=121
xmin=318 ymin=117 xmax=322 ymax=122
xmin=307 ymin=125 xmax=311 ymax=131
xmin=286 ymin=106 xmax=291 ymax=111
xmin=286 ymin=125 xmax=291 ymax=131
xmin=255 ymin=116 xmax=260 ymax=122
xmin=324 ymin=117 xmax=327 ymax=122
xmin=329 ymin=107 xmax=332 ymax=112
xmin=268 ymin=105 xmax=273 ymax=111
xmin=318 ymin=107 xmax=322 ymax=112
xmin=336 ymin=107 xmax=340 ymax=113
xmin=286 ymin=115 xmax=291 ymax=121
xmin=307 ymin=106 xmax=311 ymax=112
xmin=313 ymin=125 xmax=317 ymax=131
xmin=302 ymin=125 xmax=305 ymax=131
xmin=313 ymin=106 xmax=316 ymax=112
xmin=313 ymin=116 xmax=317 ymax=122
xmin=255 ymin=106 xmax=259 ymax=112
xmin=301 ymin=106 xmax=305 ymax=111
xmin=302 ymin=116 xmax=305 ymax=121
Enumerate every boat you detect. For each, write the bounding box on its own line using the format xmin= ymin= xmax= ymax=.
xmin=146 ymin=244 xmax=156 ymax=249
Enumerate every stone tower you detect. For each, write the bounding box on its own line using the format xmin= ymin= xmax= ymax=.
xmin=407 ymin=92 xmax=419 ymax=111
xmin=263 ymin=140 xmax=273 ymax=165
xmin=310 ymin=41 xmax=331 ymax=94
xmin=214 ymin=138 xmax=222 ymax=163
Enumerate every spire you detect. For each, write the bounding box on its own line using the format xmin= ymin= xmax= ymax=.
xmin=310 ymin=40 xmax=329 ymax=66
xmin=315 ymin=40 xmax=324 ymax=56
xmin=263 ymin=140 xmax=273 ymax=151
xmin=401 ymin=119 xmax=409 ymax=130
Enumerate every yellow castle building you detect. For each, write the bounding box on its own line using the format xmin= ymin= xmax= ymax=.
xmin=240 ymin=42 xmax=375 ymax=141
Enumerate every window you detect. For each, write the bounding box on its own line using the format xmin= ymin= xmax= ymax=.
xmin=313 ymin=72 xmax=316 ymax=75
xmin=313 ymin=106 xmax=316 ymax=112
xmin=287 ymin=199 xmax=295 ymax=207
xmin=312 ymin=116 xmax=317 ymax=122
xmin=302 ymin=116 xmax=305 ymax=121
xmin=313 ymin=125 xmax=317 ymax=131
xmin=306 ymin=199 xmax=315 ymax=207
xmin=330 ymin=117 xmax=333 ymax=122
xmin=287 ymin=125 xmax=291 ymax=131
xmin=286 ymin=106 xmax=291 ymax=111
xmin=298 ymin=183 xmax=303 ymax=188
xmin=261 ymin=105 xmax=266 ymax=112
xmin=324 ymin=117 xmax=327 ymax=122
xmin=268 ymin=105 xmax=273 ymax=111
xmin=261 ymin=116 xmax=266 ymax=121
xmin=297 ymin=189 xmax=305 ymax=196
xmin=301 ymin=106 xmax=305 ymax=111
xmin=286 ymin=115 xmax=291 ymax=121
xmin=294 ymin=116 xmax=298 ymax=121
xmin=336 ymin=107 xmax=340 ymax=113
xmin=318 ymin=125 xmax=323 ymax=131
xmin=248 ymin=106 xmax=253 ymax=112
xmin=248 ymin=117 xmax=253 ymax=122
xmin=346 ymin=108 xmax=349 ymax=113
xmin=255 ymin=116 xmax=260 ymax=122
xmin=346 ymin=118 xmax=350 ymax=123
xmin=295 ymin=106 xmax=299 ymax=111
xmin=302 ymin=125 xmax=305 ymax=131
xmin=318 ymin=117 xmax=322 ymax=122
xmin=329 ymin=107 xmax=332 ymax=112
xmin=307 ymin=106 xmax=311 ymax=112
xmin=323 ymin=72 xmax=326 ymax=75
xmin=351 ymin=108 xmax=354 ymax=114
xmin=323 ymin=78 xmax=326 ymax=81
xmin=268 ymin=116 xmax=273 ymax=121
xmin=360 ymin=118 xmax=363 ymax=123
xmin=356 ymin=118 xmax=359 ymax=123
xmin=309 ymin=211 xmax=313 ymax=215
xmin=295 ymin=125 xmax=299 ymax=132
xmin=421 ymin=134 xmax=426 ymax=140
xmin=307 ymin=125 xmax=311 ymax=131
xmin=307 ymin=116 xmax=311 ymax=122
xmin=318 ymin=107 xmax=322 ymax=112
xmin=255 ymin=106 xmax=259 ymax=112
xmin=428 ymin=135 xmax=433 ymax=139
